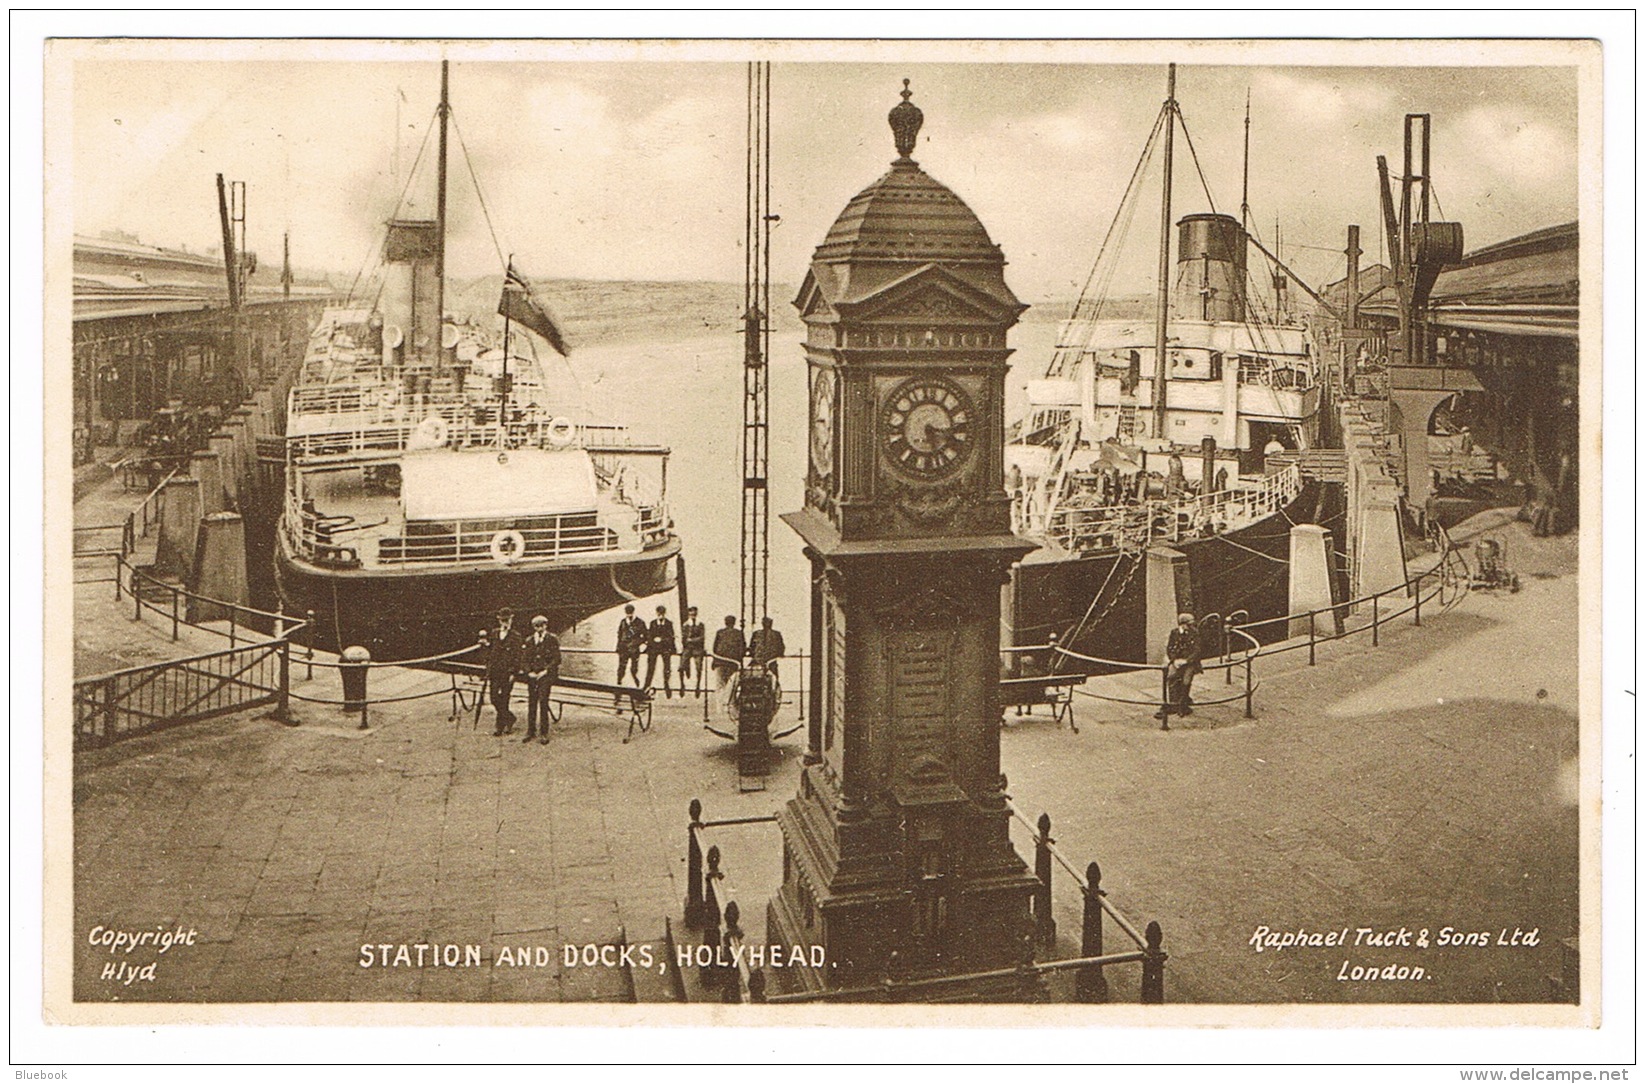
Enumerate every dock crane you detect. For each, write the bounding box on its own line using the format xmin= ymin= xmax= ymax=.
xmin=706 ymin=60 xmax=798 ymax=788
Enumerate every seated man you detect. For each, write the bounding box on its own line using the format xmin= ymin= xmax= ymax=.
xmin=1156 ymin=612 xmax=1202 ymax=721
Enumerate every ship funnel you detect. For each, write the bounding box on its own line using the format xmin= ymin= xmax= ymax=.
xmin=382 ymin=219 xmax=440 ymax=364
xmin=1173 ymin=213 xmax=1247 ymax=322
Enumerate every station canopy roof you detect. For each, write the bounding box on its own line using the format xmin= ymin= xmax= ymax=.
xmin=1358 ymin=221 xmax=1578 ymax=339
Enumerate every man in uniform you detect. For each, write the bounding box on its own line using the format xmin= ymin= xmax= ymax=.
xmin=520 ymin=614 xmax=561 ymax=745
xmin=615 ymin=603 xmax=645 ymax=686
xmin=485 ymin=607 xmax=522 ymax=735
xmin=711 ymin=615 xmax=745 ymax=711
xmin=678 ymin=606 xmax=706 ymax=693
xmin=644 ymin=604 xmax=677 ymax=699
xmin=1156 ymin=612 xmax=1202 ymax=720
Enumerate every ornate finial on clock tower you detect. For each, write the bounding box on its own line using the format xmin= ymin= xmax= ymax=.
xmin=889 ymin=79 xmax=923 ymax=161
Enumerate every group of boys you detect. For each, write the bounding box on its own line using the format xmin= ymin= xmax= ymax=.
xmin=482 ymin=608 xmax=562 ymax=743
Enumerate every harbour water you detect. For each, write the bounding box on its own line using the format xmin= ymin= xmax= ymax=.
xmin=542 ymin=293 xmax=1061 ymax=665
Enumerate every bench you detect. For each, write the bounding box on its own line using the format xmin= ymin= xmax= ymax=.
xmin=999 ymin=673 xmax=1083 ymax=732
xmin=440 ymin=663 xmax=654 ymax=743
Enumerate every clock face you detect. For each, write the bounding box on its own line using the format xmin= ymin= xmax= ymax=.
xmin=810 ymin=368 xmax=835 ymax=477
xmin=883 ymin=377 xmax=974 ymax=478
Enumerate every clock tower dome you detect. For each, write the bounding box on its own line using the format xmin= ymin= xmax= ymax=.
xmin=772 ymin=82 xmax=1040 ymax=998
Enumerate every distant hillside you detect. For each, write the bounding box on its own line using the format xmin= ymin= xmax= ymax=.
xmin=445 ymin=274 xmax=1152 ymax=346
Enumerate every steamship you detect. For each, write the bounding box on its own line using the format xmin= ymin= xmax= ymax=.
xmin=273 ymin=65 xmax=679 ymax=659
xmin=1004 ymin=68 xmax=1330 ymax=671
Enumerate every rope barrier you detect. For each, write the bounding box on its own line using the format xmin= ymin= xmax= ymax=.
xmin=297 ymin=642 xmax=484 ymax=671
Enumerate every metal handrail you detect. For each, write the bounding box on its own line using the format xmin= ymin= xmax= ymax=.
xmin=116 ymin=552 xmax=306 ymax=646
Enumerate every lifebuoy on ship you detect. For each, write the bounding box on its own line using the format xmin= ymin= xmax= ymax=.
xmin=545 ymin=416 xmax=577 ymax=448
xmin=411 ymin=414 xmax=449 ymax=450
xmin=490 ymin=529 xmax=527 ymax=564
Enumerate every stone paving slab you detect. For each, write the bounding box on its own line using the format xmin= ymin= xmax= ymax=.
xmin=70 ymin=522 xmax=1580 ymax=1005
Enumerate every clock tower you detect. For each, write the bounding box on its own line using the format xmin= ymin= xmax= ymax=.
xmin=771 ymin=82 xmax=1041 ymax=998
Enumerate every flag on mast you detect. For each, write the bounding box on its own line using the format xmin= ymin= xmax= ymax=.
xmin=498 ymin=263 xmax=570 ymax=356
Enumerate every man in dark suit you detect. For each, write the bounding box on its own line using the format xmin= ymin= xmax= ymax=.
xmin=615 ymin=604 xmax=645 ymax=686
xmin=521 ymin=614 xmax=561 ymax=745
xmin=711 ymin=615 xmax=744 ymax=711
xmin=749 ymin=616 xmax=786 ymax=679
xmin=485 ymin=607 xmax=522 ymax=735
xmin=644 ymin=604 xmax=677 ymax=699
xmin=1156 ymin=612 xmax=1203 ymax=720
xmin=678 ymin=606 xmax=706 ymax=693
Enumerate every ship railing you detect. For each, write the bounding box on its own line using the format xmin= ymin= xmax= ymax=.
xmin=1043 ymin=464 xmax=1302 ymax=551
xmin=281 ymin=487 xmax=671 ymax=568
xmin=284 ymin=410 xmax=654 ymax=464
xmin=76 ymin=554 xmax=312 ymax=749
xmin=376 ymin=516 xmax=621 ymax=566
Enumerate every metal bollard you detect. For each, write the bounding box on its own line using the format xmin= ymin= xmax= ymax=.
xmin=1244 ymin=657 xmax=1255 ymax=719
xmin=171 ymin=586 xmax=181 ymax=641
xmin=305 ymin=610 xmax=316 ymax=679
xmin=1141 ymin=920 xmax=1166 ymax=1004
xmin=1372 ymin=592 xmax=1380 ymax=647
xmin=1034 ymin=813 xmax=1055 ymax=948
xmin=1077 ymin=861 xmax=1109 ymax=1003
xmin=1158 ymin=666 xmax=1171 ymax=731
xmin=1308 ymin=610 xmax=1316 ymax=666
xmin=340 ymin=644 xmax=371 ymax=725
xmin=722 ymin=901 xmax=743 ymax=1003
xmin=685 ymin=799 xmax=704 ymax=928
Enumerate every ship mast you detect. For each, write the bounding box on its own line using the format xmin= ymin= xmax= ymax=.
xmin=434 ymin=59 xmax=450 ymax=374
xmin=1150 ymin=63 xmax=1177 ymax=441
xmin=1240 ymin=89 xmax=1251 ymax=232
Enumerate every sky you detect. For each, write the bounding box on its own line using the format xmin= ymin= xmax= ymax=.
xmin=66 ymin=42 xmax=1583 ymax=303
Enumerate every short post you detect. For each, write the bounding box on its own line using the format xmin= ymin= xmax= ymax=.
xmin=229 ymin=609 xmax=238 ymax=648
xmin=747 ymin=969 xmax=766 ymax=1004
xmin=685 ymin=799 xmax=704 ymax=928
xmin=1141 ymin=920 xmax=1166 ymax=1005
xmin=276 ymin=637 xmax=292 ymax=724
xmin=1414 ymin=577 xmax=1423 ymax=627
xmin=133 ymin=571 xmax=142 ymax=621
xmin=340 ymin=644 xmax=371 ymax=724
xmin=101 ymin=677 xmax=117 ymax=746
xmin=171 ymin=586 xmax=181 ymax=641
xmin=1307 ymin=610 xmax=1316 ymax=666
xmin=722 ymin=901 xmax=744 ymax=1003
xmin=1371 ymin=592 xmax=1380 ymax=647
xmin=1244 ymin=656 xmax=1255 ymax=719
xmin=1034 ymin=813 xmax=1056 ymax=948
xmin=113 ymin=555 xmax=122 ymax=602
xmin=1077 ymin=861 xmax=1110 ymax=1003
xmin=702 ymin=845 xmax=722 ymax=987
xmin=1158 ymin=666 xmax=1171 ymax=731
xmin=305 ymin=610 xmax=316 ymax=679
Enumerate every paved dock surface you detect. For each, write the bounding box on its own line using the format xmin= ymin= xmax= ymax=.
xmin=71 ymin=511 xmax=1579 ymax=1004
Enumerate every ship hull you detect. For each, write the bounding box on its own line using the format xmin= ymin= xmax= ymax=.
xmin=1005 ymin=478 xmax=1331 ymax=673
xmin=275 ymin=538 xmax=680 ymax=661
